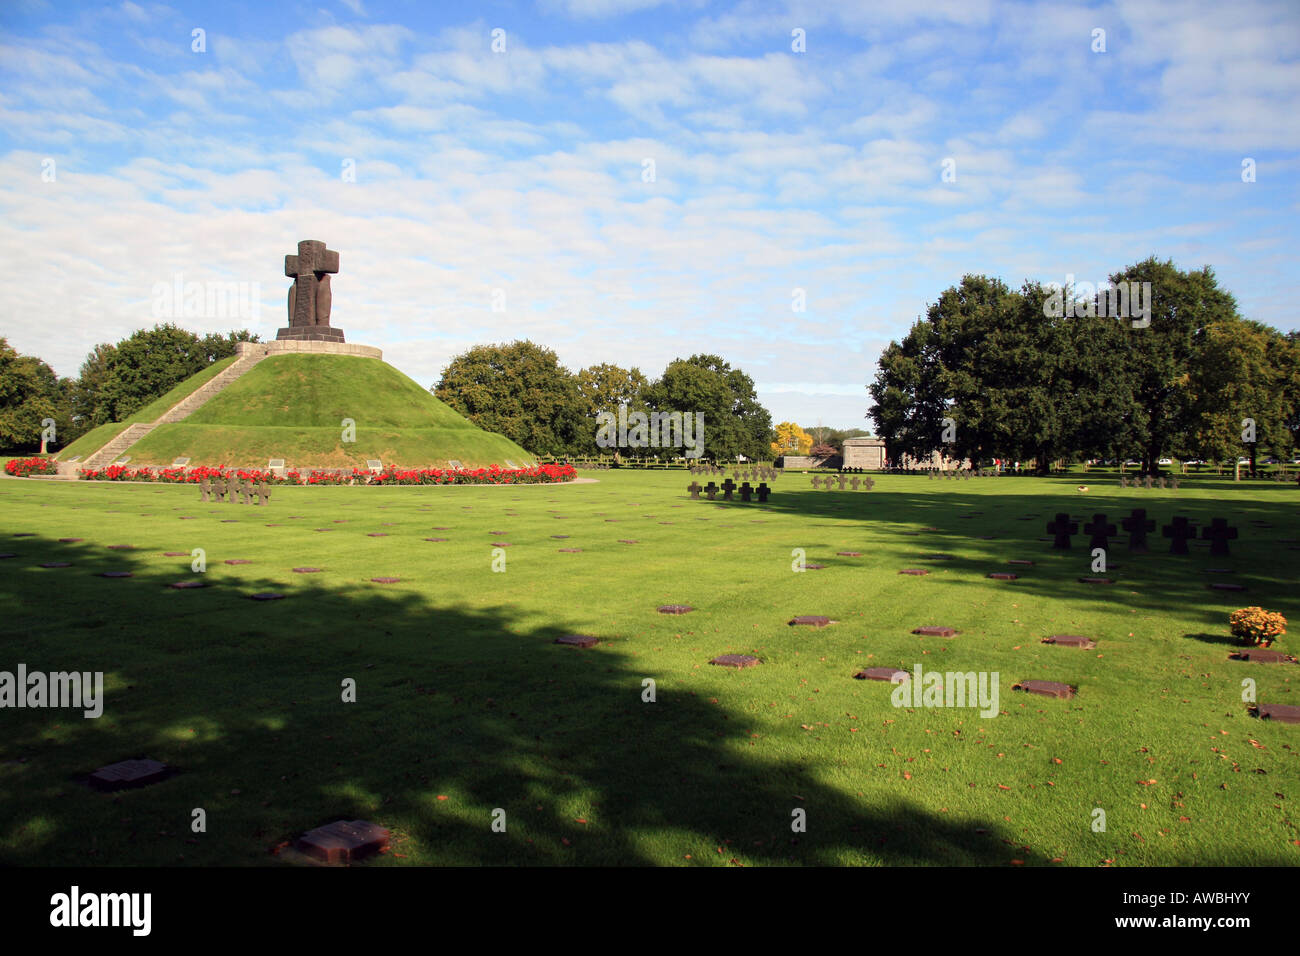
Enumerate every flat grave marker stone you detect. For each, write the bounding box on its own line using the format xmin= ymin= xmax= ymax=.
xmin=1043 ymin=635 xmax=1096 ymax=649
xmin=710 ymin=654 xmax=759 ymax=668
xmin=297 ymin=820 xmax=390 ymax=864
xmin=912 ymin=626 xmax=957 ymax=637
xmin=1013 ymin=680 xmax=1075 ymax=699
xmin=555 ymin=634 xmax=598 ymax=648
xmin=88 ymin=758 xmax=171 ymax=792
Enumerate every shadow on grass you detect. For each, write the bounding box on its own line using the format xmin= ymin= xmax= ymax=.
xmin=0 ymin=531 xmax=1035 ymax=867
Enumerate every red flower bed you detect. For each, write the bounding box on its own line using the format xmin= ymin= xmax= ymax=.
xmin=4 ymin=457 xmax=58 ymax=478
xmin=75 ymin=462 xmax=577 ymax=486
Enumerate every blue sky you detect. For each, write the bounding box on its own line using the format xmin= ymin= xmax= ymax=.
xmin=1 ymin=0 xmax=1297 ymax=428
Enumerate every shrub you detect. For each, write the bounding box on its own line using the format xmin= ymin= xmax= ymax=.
xmin=4 ymin=457 xmax=58 ymax=478
xmin=1229 ymin=607 xmax=1287 ymax=646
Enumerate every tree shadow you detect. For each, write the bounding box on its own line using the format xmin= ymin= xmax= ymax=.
xmin=0 ymin=530 xmax=1039 ymax=867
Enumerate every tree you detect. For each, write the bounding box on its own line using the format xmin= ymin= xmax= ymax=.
xmin=574 ymin=363 xmax=648 ymax=456
xmin=771 ymin=421 xmax=812 ymax=457
xmin=643 ymin=354 xmax=772 ymax=461
xmin=434 ymin=340 xmax=586 ymax=457
xmin=0 ymin=338 xmax=63 ymax=452
xmin=1107 ymin=258 xmax=1241 ymax=473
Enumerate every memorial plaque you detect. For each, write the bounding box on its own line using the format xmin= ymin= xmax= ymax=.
xmin=40 ymin=561 xmax=72 ymax=568
xmin=164 ymin=551 xmax=189 ymax=556
xmin=837 ymin=551 xmax=862 ymax=557
xmin=172 ymin=458 xmax=191 ymax=467
xmin=224 ymin=559 xmax=252 ymax=565
xmin=1043 ymin=635 xmax=1096 ymax=649
xmin=249 ymin=592 xmax=285 ymax=600
xmin=555 ymin=634 xmax=598 ymax=648
xmin=296 ymin=820 xmax=390 ymax=864
xmin=710 ymin=654 xmax=759 ymax=668
xmin=1207 ymin=582 xmax=1247 ymax=591
xmin=987 ymin=572 xmax=1018 ymax=580
xmin=1229 ymin=649 xmax=1295 ymax=664
xmin=912 ymin=626 xmax=957 ymax=637
xmin=58 ymin=538 xmax=83 ymax=543
xmin=898 ymin=568 xmax=930 ymax=575
xmin=558 ymin=548 xmax=582 ymax=553
xmin=88 ymin=758 xmax=170 ymax=792
xmin=657 ymin=605 xmax=693 ymax=614
xmin=1013 ymin=680 xmax=1075 ymax=699
xmin=855 ymin=667 xmax=908 ymax=682
xmin=1007 ymin=559 xmax=1035 ymax=566
xmin=292 ymin=567 xmax=324 ymax=573
xmin=789 ymin=615 xmax=832 ymax=627
xmin=169 ymin=580 xmax=207 ymax=589
xmin=1257 ymin=703 xmax=1300 ymax=724
xmin=100 ymin=571 xmax=133 ymax=578
xmin=1078 ymin=577 xmax=1115 ymax=584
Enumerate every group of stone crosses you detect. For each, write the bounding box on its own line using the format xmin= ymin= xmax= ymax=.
xmin=1120 ymin=474 xmax=1180 ymax=490
xmin=810 ymin=473 xmax=875 ymax=491
xmin=199 ymin=473 xmax=272 ymax=506
xmin=687 ymin=477 xmax=770 ymax=502
xmin=689 ymin=463 xmax=779 ymax=480
xmin=1045 ymin=508 xmax=1238 ymax=556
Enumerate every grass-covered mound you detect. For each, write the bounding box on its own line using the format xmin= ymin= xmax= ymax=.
xmin=54 ymin=356 xmax=239 ymax=461
xmin=118 ymin=354 xmax=532 ymax=468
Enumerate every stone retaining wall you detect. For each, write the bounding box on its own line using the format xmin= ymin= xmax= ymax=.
xmin=236 ymin=340 xmax=382 ymax=360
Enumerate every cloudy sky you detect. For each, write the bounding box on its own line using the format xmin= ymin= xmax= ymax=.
xmin=1 ymin=0 xmax=1297 ymax=428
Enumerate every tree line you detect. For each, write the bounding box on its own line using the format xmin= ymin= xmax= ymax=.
xmin=432 ymin=341 xmax=774 ymax=461
xmin=868 ymin=257 xmax=1300 ymax=475
xmin=0 ymin=325 xmax=256 ymax=451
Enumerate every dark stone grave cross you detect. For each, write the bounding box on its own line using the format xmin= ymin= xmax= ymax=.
xmin=238 ymin=480 xmax=253 ymax=505
xmin=199 ymin=477 xmax=211 ymax=503
xmin=720 ymin=478 xmax=736 ymax=501
xmin=810 ymin=475 xmax=822 ymax=490
xmin=739 ymin=482 xmax=753 ymax=502
xmin=849 ymin=477 xmax=860 ymax=491
xmin=756 ymin=482 xmax=770 ymax=503
xmin=1121 ymin=508 xmax=1154 ymax=553
xmin=836 ymin=474 xmax=847 ymax=490
xmin=257 ymin=481 xmax=271 ymax=506
xmin=861 ymin=476 xmax=875 ymax=491
xmin=687 ymin=481 xmax=702 ymax=499
xmin=226 ymin=474 xmax=239 ymax=504
xmin=1202 ymin=518 xmax=1239 ymax=557
xmin=1084 ymin=513 xmax=1117 ymax=551
xmin=1046 ymin=513 xmax=1078 ymax=549
xmin=1162 ymin=516 xmax=1197 ymax=555
xmin=704 ymin=482 xmax=718 ymax=500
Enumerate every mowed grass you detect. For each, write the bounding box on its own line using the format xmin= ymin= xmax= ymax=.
xmin=0 ymin=471 xmax=1297 ymax=867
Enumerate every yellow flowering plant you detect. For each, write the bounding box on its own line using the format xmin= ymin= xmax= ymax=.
xmin=1229 ymin=607 xmax=1287 ymax=647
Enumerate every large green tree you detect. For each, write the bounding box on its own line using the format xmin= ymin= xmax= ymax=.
xmin=0 ymin=338 xmax=64 ymax=452
xmin=434 ymin=340 xmax=586 ymax=457
xmin=643 ymin=354 xmax=772 ymax=461
xmin=573 ymin=363 xmax=648 ymax=456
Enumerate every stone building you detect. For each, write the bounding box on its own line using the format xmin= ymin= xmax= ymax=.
xmin=841 ymin=437 xmax=886 ymax=470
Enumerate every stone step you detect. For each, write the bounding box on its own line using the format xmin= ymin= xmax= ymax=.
xmin=76 ymin=349 xmax=270 ymax=468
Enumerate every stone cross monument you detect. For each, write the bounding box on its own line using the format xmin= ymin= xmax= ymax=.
xmin=279 ymin=239 xmax=345 ymax=342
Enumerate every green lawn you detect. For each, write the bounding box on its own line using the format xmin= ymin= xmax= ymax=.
xmin=1 ymin=470 xmax=1296 ymax=866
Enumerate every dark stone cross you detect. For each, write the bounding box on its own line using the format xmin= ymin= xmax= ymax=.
xmin=226 ymin=473 xmax=239 ymax=504
xmin=1119 ymin=475 xmax=1128 ymax=488
xmin=1162 ymin=516 xmax=1197 ymax=555
xmin=861 ymin=476 xmax=875 ymax=491
xmin=1046 ymin=513 xmax=1078 ymax=549
xmin=1201 ymin=517 xmax=1239 ymax=556
xmin=704 ymin=481 xmax=718 ymax=500
xmin=720 ymin=478 xmax=736 ymax=500
xmin=756 ymin=482 xmax=770 ymax=503
xmin=836 ymin=474 xmax=847 ymax=490
xmin=739 ymin=481 xmax=753 ymax=502
xmin=238 ymin=480 xmax=252 ymax=505
xmin=1143 ymin=474 xmax=1153 ymax=490
xmin=1084 ymin=513 xmax=1117 ymax=551
xmin=280 ymin=239 xmax=345 ymax=343
xmin=257 ymin=481 xmax=271 ymax=506
xmin=687 ymin=481 xmax=702 ymax=499
xmin=849 ymin=477 xmax=860 ymax=491
xmin=199 ymin=477 xmax=210 ymax=502
xmin=1121 ymin=508 xmax=1155 ymax=553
